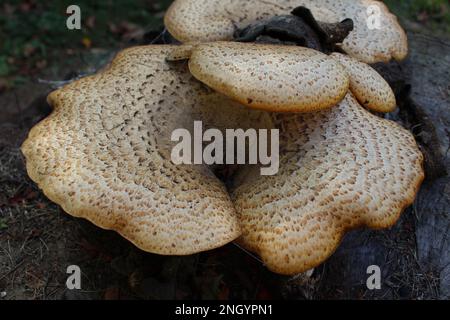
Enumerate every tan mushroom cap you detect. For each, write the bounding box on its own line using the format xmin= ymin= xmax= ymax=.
xmin=165 ymin=0 xmax=408 ymax=63
xmin=21 ymin=45 xmax=272 ymax=256
xmin=231 ymin=93 xmax=424 ymax=275
xmin=165 ymin=43 xmax=197 ymax=61
xmin=188 ymin=42 xmax=349 ymax=112
xmin=331 ymin=52 xmax=397 ymax=113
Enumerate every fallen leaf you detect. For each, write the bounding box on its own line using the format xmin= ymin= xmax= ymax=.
xmin=3 ymin=3 xmax=15 ymax=15
xmin=19 ymin=1 xmax=35 ymax=13
xmin=256 ymin=287 xmax=273 ymax=300
xmin=217 ymin=282 xmax=230 ymax=300
xmin=0 ymin=79 xmax=8 ymax=93
xmin=108 ymin=23 xmax=119 ymax=34
xmin=9 ymin=187 xmax=38 ymax=205
xmin=417 ymin=11 xmax=429 ymax=23
xmin=81 ymin=37 xmax=92 ymax=49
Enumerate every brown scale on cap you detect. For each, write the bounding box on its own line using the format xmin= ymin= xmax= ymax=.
xmin=331 ymin=52 xmax=397 ymax=113
xmin=231 ymin=93 xmax=424 ymax=275
xmin=21 ymin=45 xmax=274 ymax=256
xmin=165 ymin=0 xmax=408 ymax=63
xmin=188 ymin=41 xmax=350 ymax=112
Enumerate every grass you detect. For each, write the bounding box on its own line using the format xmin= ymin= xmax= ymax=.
xmin=385 ymin=0 xmax=450 ymax=33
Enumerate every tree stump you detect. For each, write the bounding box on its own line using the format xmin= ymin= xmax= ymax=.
xmin=313 ymin=32 xmax=450 ymax=299
xmin=0 ymin=31 xmax=448 ymax=300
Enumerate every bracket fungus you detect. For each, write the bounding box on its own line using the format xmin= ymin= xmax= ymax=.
xmin=21 ymin=45 xmax=273 ymax=255
xmin=165 ymin=0 xmax=408 ymax=63
xmin=22 ymin=1 xmax=424 ymax=276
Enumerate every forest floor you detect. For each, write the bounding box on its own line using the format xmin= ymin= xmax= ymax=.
xmin=0 ymin=1 xmax=449 ymax=300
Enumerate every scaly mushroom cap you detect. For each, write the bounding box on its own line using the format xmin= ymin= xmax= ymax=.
xmin=231 ymin=93 xmax=424 ymax=275
xmin=188 ymin=42 xmax=349 ymax=112
xmin=164 ymin=0 xmax=408 ymax=63
xmin=331 ymin=52 xmax=397 ymax=113
xmin=165 ymin=43 xmax=197 ymax=61
xmin=21 ymin=45 xmax=272 ymax=255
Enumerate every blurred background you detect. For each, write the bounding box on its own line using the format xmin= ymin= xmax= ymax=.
xmin=0 ymin=0 xmax=449 ymax=93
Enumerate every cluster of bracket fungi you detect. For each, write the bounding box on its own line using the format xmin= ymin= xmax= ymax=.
xmin=22 ymin=0 xmax=424 ymax=275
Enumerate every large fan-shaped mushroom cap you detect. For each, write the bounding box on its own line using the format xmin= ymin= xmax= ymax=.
xmin=21 ymin=45 xmax=272 ymax=256
xmin=188 ymin=42 xmax=349 ymax=112
xmin=165 ymin=0 xmax=408 ymax=63
xmin=231 ymin=93 xmax=424 ymax=275
xmin=331 ymin=52 xmax=397 ymax=113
